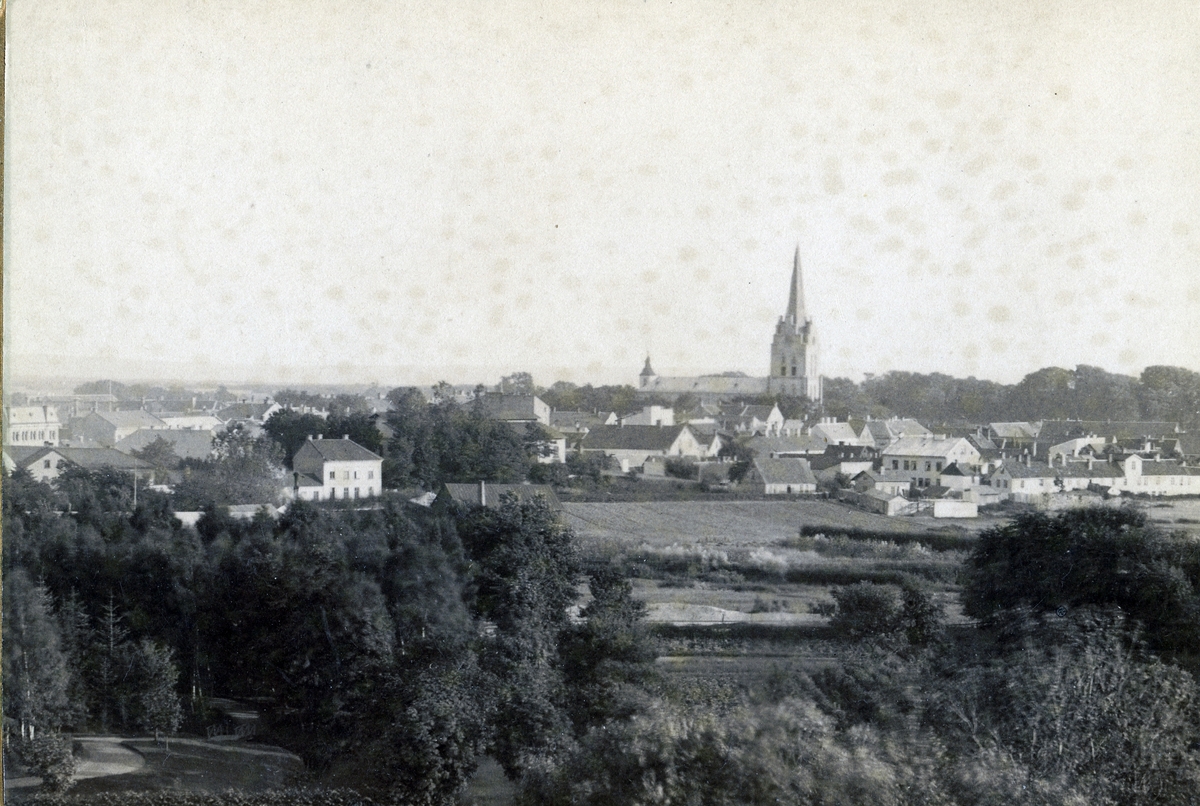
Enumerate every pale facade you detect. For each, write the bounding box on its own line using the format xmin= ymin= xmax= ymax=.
xmin=292 ymin=436 xmax=383 ymax=501
xmin=3 ymin=406 xmax=61 ymax=447
xmin=881 ymin=436 xmax=982 ymax=488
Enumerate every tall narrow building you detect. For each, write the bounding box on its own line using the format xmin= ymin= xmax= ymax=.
xmin=768 ymin=246 xmax=821 ymax=401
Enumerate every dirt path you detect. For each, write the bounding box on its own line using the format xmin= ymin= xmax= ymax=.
xmin=74 ymin=737 xmax=147 ymax=779
xmin=3 ymin=736 xmax=145 ymax=792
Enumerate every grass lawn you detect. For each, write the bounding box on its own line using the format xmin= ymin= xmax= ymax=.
xmin=61 ymin=738 xmax=305 ymax=798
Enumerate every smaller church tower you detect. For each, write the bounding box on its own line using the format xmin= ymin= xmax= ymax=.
xmin=768 ymin=247 xmax=822 ymax=401
xmin=639 ymin=356 xmax=658 ymax=389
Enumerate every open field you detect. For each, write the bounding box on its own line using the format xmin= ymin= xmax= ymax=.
xmin=1143 ymin=498 xmax=1200 ymax=535
xmin=562 ymin=500 xmax=993 ymax=550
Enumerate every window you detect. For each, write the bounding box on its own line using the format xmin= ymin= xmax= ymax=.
xmin=367 ymin=487 xmax=374 ymax=496
xmin=329 ymin=471 xmax=336 ymax=480
xmin=892 ymin=460 xmax=899 ymax=470
xmin=925 ymin=462 xmax=932 ymax=471
xmin=331 ymin=488 xmax=337 ymax=499
xmin=43 ymin=460 xmax=51 ymax=469
xmin=936 ymin=462 xmax=943 ymax=471
xmin=344 ymin=487 xmax=350 ymax=498
xmin=368 ymin=470 xmax=374 ymax=479
xmin=343 ymin=470 xmax=350 ymax=480
xmin=354 ymin=471 xmax=359 ymax=479
xmin=354 ymin=488 xmax=360 ymax=498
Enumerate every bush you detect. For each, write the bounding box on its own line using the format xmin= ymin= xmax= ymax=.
xmin=664 ymin=457 xmax=698 ymax=480
xmin=829 ymin=583 xmax=902 ymax=639
xmin=12 ymin=733 xmax=76 ymax=793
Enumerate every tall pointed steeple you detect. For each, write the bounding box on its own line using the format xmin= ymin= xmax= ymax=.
xmin=786 ymin=244 xmax=807 ymax=325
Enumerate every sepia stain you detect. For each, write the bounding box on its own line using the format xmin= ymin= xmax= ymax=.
xmin=962 ymin=154 xmax=995 ymax=177
xmin=877 ymin=236 xmax=904 ymax=253
xmin=990 ymin=181 xmax=1018 ymax=201
xmin=850 ymin=214 xmax=878 ymax=233
xmin=1097 ymin=174 xmax=1115 ymax=191
xmin=822 ymin=157 xmax=844 ymax=195
xmin=935 ymin=90 xmax=961 ymax=110
xmin=1128 ymin=210 xmax=1147 ymax=226
xmin=988 ymin=305 xmax=1011 ymax=323
xmin=953 ymin=301 xmax=970 ymax=317
xmin=1172 ymin=221 xmax=1190 ymax=236
xmin=1017 ymin=154 xmax=1040 ymax=170
xmin=980 ymin=117 xmax=1004 ymax=136
xmin=1061 ymin=193 xmax=1084 ymax=211
xmin=881 ymin=168 xmax=916 ymax=186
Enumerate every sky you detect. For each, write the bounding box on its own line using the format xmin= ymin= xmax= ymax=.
xmin=5 ymin=0 xmax=1199 ymax=391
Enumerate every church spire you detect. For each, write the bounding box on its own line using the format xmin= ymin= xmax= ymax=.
xmin=786 ymin=244 xmax=807 ymax=325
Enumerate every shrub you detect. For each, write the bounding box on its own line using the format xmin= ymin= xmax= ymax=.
xmin=12 ymin=733 xmax=76 ymax=793
xmin=664 ymin=457 xmax=698 ymax=480
xmin=829 ymin=583 xmax=902 ymax=639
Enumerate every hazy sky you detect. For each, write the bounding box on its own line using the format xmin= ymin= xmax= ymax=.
xmin=5 ymin=0 xmax=1199 ymax=389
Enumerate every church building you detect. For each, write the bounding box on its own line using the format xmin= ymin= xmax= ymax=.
xmin=638 ymin=247 xmax=823 ymax=402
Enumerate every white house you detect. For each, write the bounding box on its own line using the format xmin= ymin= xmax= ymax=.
xmin=810 ymin=419 xmax=863 ymax=447
xmin=291 ymin=435 xmax=384 ymax=501
xmin=858 ymin=418 xmax=931 ymax=450
xmin=579 ymin=424 xmax=705 ymax=473
xmin=622 ymin=405 xmax=675 ymax=427
xmin=3 ymin=446 xmax=152 ymax=484
xmin=745 ymin=457 xmax=818 ymax=495
xmin=881 ymin=436 xmax=982 ymax=489
xmin=3 ymin=406 xmax=62 ymax=447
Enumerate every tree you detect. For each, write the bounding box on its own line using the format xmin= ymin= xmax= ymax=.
xmin=172 ymin=423 xmax=284 ymax=508
xmin=263 ymin=409 xmax=330 ymax=468
xmin=130 ymin=435 xmax=184 ymax=482
xmin=1005 ymin=366 xmax=1076 ymax=420
xmin=962 ymin=506 xmax=1200 ymax=659
xmin=133 ymin=639 xmax=184 ymax=745
xmin=2 ymin=569 xmax=73 ymax=737
xmin=559 ymin=566 xmax=657 ymax=735
xmin=459 ymin=493 xmax=581 ymax=777
xmin=541 ymin=381 xmax=583 ymax=411
xmin=325 ymin=411 xmax=385 ymax=455
xmin=1138 ymin=365 xmax=1200 ymax=431
xmin=499 ymin=372 xmax=536 ymax=395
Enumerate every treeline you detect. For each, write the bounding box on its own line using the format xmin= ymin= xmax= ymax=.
xmin=1 ymin=466 xmax=652 ymax=803
xmin=823 ymin=364 xmax=1200 ymax=428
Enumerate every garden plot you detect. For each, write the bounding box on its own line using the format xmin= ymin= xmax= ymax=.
xmin=562 ymin=500 xmax=987 ymax=550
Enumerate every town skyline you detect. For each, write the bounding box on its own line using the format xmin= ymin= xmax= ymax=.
xmin=5 ymin=1 xmax=1199 ymax=391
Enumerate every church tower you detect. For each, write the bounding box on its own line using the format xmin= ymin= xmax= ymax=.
xmin=768 ymin=247 xmax=821 ymax=401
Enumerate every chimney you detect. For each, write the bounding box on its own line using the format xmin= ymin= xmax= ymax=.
xmin=317 ymin=434 xmax=323 ymax=440
xmin=1087 ymin=456 xmax=1094 ymax=470
xmin=343 ymin=434 xmax=350 ymax=440
xmin=307 ymin=434 xmax=313 ymax=441
xmin=479 ymin=480 xmax=487 ymax=507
